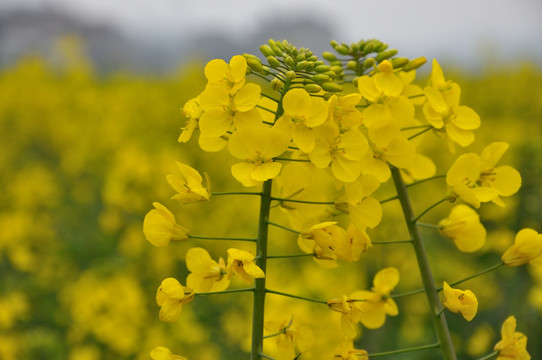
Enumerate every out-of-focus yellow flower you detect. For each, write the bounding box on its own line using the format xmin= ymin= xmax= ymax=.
xmin=438 ymin=204 xmax=486 ymax=252
xmin=228 ymin=125 xmax=290 ymax=187
xmin=502 ymin=228 xmax=542 ymax=267
xmin=401 ymin=153 xmax=436 ymax=183
xmin=186 ymin=247 xmax=229 ymax=293
xmin=327 ymin=294 xmax=362 ymax=339
xmin=335 ymin=223 xmax=372 ymax=262
xmin=150 ymin=346 xmax=187 ymax=360
xmin=334 ymin=340 xmax=369 ymax=360
xmin=143 ymin=202 xmax=188 ymax=247
xmin=423 ymin=59 xmax=480 ymax=147
xmin=279 ymin=88 xmax=328 ymax=153
xmin=494 ymin=316 xmax=530 ymax=360
xmin=355 ymin=267 xmax=399 ymax=329
xmin=446 ymin=142 xmax=521 ymax=208
xmin=226 ymin=248 xmax=265 ymax=284
xmin=156 ymin=278 xmax=194 ymax=323
xmin=264 ymin=318 xmax=314 ymax=360
xmin=442 ymin=281 xmax=478 ymax=321
xmin=166 ymin=162 xmax=210 ymax=204
xmin=204 ymin=55 xmax=247 ymax=93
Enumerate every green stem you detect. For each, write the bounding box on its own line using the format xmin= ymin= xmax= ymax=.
xmin=447 ymin=262 xmax=505 ymax=288
xmin=212 ymin=191 xmax=262 ymax=196
xmin=408 ymin=126 xmax=433 ymax=140
xmin=391 ymin=288 xmax=425 ymax=299
xmin=274 ymin=157 xmax=311 ymax=162
xmin=417 ymin=222 xmax=442 ymax=230
xmin=267 ymin=221 xmax=301 ymax=234
xmin=188 ymin=235 xmax=257 ymax=242
xmin=475 ymin=350 xmax=499 ymax=360
xmin=270 ymin=197 xmax=334 ymax=205
xmin=261 ymin=93 xmax=279 ymax=102
xmin=267 ymin=253 xmax=313 ymax=259
xmin=266 ymin=289 xmax=328 ymax=305
xmin=406 ymin=174 xmax=446 ymax=188
xmin=401 ymin=125 xmax=432 ymax=130
xmin=413 ymin=197 xmax=447 ymax=223
xmin=256 ymin=104 xmax=277 ymax=114
xmin=251 ymin=180 xmax=273 ymax=360
xmin=379 ymin=195 xmax=399 ymax=204
xmin=369 ymin=342 xmax=440 ymax=358
xmin=259 ymin=354 xmax=275 ymax=360
xmin=195 ymin=288 xmax=254 ymax=296
xmin=391 ymin=166 xmax=457 ymax=360
xmin=372 ymin=239 xmax=413 ymax=245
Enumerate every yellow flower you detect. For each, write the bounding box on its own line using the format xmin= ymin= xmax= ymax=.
xmin=198 ymin=83 xmax=262 ymax=138
xmin=358 ymin=60 xmax=415 ymax=128
xmin=228 ymin=125 xmax=290 ymax=187
xmin=150 ymin=346 xmax=187 ymax=360
xmin=204 ymin=55 xmax=247 ymax=93
xmin=327 ymin=294 xmax=362 ymax=339
xmin=143 ymin=202 xmax=188 ymax=247
xmin=442 ymin=281 xmax=478 ymax=321
xmin=355 ymin=267 xmax=399 ymax=329
xmin=185 ymin=247 xmax=229 ymax=293
xmin=298 ymin=222 xmax=345 ymax=263
xmin=309 ymin=122 xmax=369 ymax=182
xmin=502 ymin=228 xmax=542 ymax=267
xmin=494 ymin=316 xmax=530 ymax=360
xmin=155 ymin=278 xmax=194 ymax=323
xmin=423 ymin=59 xmax=480 ymax=147
xmin=166 ymin=162 xmax=210 ymax=204
xmin=226 ymin=248 xmax=265 ymax=284
xmin=340 ymin=175 xmax=382 ymax=229
xmin=264 ymin=318 xmax=314 ymax=360
xmin=178 ymin=96 xmax=202 ymax=143
xmin=334 ymin=340 xmax=369 ymax=360
xmin=446 ymin=142 xmax=521 ymax=208
xmin=327 ymin=93 xmax=363 ymax=129
xmin=360 ymin=119 xmax=415 ymax=182
xmin=279 ymin=88 xmax=329 ymax=153
xmin=334 ymin=223 xmax=372 ymax=262
xmin=438 ymin=204 xmax=486 ymax=252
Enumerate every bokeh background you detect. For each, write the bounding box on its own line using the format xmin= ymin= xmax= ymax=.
xmin=1 ymin=1 xmax=542 ymax=359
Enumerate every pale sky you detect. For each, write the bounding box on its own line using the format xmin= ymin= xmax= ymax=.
xmin=3 ymin=0 xmax=542 ymax=66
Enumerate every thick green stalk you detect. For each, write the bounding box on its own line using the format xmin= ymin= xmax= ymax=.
xmin=391 ymin=167 xmax=457 ymax=360
xmin=251 ymin=180 xmax=273 ymax=359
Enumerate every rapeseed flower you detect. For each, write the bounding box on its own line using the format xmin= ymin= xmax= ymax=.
xmin=442 ymin=281 xmax=478 ymax=321
xmin=494 ymin=316 xmax=530 ymax=360
xmin=143 ymin=202 xmax=188 ymax=247
xmin=185 ymin=247 xmax=229 ymax=292
xmin=334 ymin=340 xmax=369 ymax=360
xmin=226 ymin=248 xmax=265 ymax=284
xmin=150 ymin=346 xmax=187 ymax=360
xmin=327 ymin=294 xmax=363 ymax=339
xmin=204 ymin=55 xmax=247 ymax=93
xmin=166 ymin=162 xmax=210 ymax=204
xmin=327 ymin=93 xmax=363 ymax=129
xmin=438 ymin=204 xmax=486 ymax=252
xmin=156 ymin=278 xmax=194 ymax=323
xmin=264 ymin=318 xmax=314 ymax=360
xmin=502 ymin=228 xmax=542 ymax=267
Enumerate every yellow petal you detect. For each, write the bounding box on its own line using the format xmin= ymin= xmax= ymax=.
xmin=373 ymin=267 xmax=399 ymax=295
xmin=233 ymin=83 xmax=261 ymax=112
xmin=492 ymin=166 xmax=521 ymax=196
xmin=283 ymin=88 xmax=311 ymax=116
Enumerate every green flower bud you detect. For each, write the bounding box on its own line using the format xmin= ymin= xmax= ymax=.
xmin=243 ymin=53 xmax=260 ymax=61
xmin=364 ymin=42 xmax=375 ymax=54
xmin=331 ymin=65 xmax=343 ymax=73
xmin=330 ymin=40 xmax=339 ymax=48
xmin=322 ymin=51 xmax=337 ymax=62
xmin=391 ymin=57 xmax=409 ymax=69
xmin=305 ymin=50 xmax=314 ymax=58
xmin=314 ymin=65 xmax=331 ymax=73
xmin=285 ymin=70 xmax=296 ymax=80
xmin=375 ymin=49 xmax=398 ymax=62
xmin=363 ymin=58 xmax=375 ymax=68
xmin=267 ymin=56 xmax=281 ymax=68
xmin=246 ymin=58 xmax=263 ymax=72
xmin=374 ymin=42 xmax=388 ymax=52
xmin=306 ymin=55 xmax=318 ymax=62
xmin=285 ymin=56 xmax=295 ymax=68
xmin=275 ymin=40 xmax=285 ymax=51
xmin=352 ymin=77 xmax=359 ymax=87
xmin=335 ymin=45 xmax=350 ymax=56
xmin=295 ymin=61 xmax=308 ymax=71
xmin=271 ymin=78 xmax=283 ymax=91
xmin=403 ymin=56 xmax=427 ymax=71
xmin=346 ymin=60 xmax=357 ymax=71
xmin=261 ymin=65 xmax=270 ymax=76
xmin=311 ymin=74 xmax=331 ymax=84
xmin=321 ymin=82 xmax=343 ymax=92
xmin=304 ymin=83 xmax=322 ymax=93
xmin=313 ymin=60 xmax=325 ymax=67
xmin=260 ymin=45 xmax=274 ymax=58
xmin=296 ymin=54 xmax=306 ymax=62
